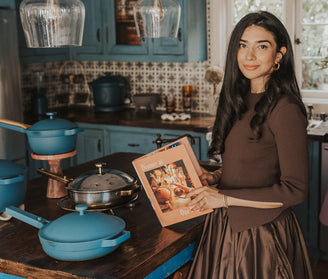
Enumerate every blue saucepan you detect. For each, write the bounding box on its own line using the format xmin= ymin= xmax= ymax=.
xmin=0 ymin=160 xmax=26 ymax=215
xmin=0 ymin=112 xmax=83 ymax=155
xmin=4 ymin=204 xmax=130 ymax=261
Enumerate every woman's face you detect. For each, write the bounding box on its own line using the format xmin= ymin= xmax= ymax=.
xmin=237 ymin=25 xmax=285 ymax=93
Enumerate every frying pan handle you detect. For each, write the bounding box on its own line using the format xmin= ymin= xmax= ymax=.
xmin=101 ymin=230 xmax=130 ymax=247
xmin=116 ymin=184 xmax=141 ymax=197
xmin=4 ymin=205 xmax=50 ymax=229
xmin=0 ymin=119 xmax=31 ymax=133
xmin=37 ymin=168 xmax=73 ymax=185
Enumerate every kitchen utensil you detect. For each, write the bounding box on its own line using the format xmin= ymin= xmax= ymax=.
xmin=89 ymin=73 xmax=128 ymax=112
xmin=37 ymin=163 xmax=140 ymax=207
xmin=0 ymin=160 xmax=26 ymax=213
xmin=0 ymin=112 xmax=83 ymax=155
xmin=4 ymin=204 xmax=130 ymax=261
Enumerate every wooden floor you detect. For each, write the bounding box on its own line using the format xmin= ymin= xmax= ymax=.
xmin=168 ymin=259 xmax=328 ymax=279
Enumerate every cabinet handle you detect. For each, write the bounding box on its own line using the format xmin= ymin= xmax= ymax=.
xmin=97 ymin=28 xmax=100 ymax=42
xmin=97 ymin=140 xmax=102 ymax=153
xmin=106 ymin=26 xmax=109 ymax=43
xmin=128 ymin=143 xmax=140 ymax=147
xmin=178 ymin=28 xmax=182 ymax=41
xmin=295 ymin=38 xmax=301 ymax=45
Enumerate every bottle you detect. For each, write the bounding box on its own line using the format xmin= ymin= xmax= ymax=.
xmin=182 ymin=85 xmax=192 ymax=112
xmin=32 ymin=72 xmax=47 ymax=116
xmin=165 ymin=94 xmax=175 ymax=113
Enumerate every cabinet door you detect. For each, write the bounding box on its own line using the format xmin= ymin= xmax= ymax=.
xmin=151 ymin=0 xmax=183 ymax=57
xmin=71 ymin=0 xmax=104 ymax=58
xmin=152 ymin=31 xmax=183 ymax=57
xmin=105 ymin=0 xmax=148 ymax=57
xmin=0 ymin=0 xmax=15 ymax=9
xmin=110 ymin=131 xmax=158 ymax=154
xmin=75 ymin=128 xmax=106 ymax=165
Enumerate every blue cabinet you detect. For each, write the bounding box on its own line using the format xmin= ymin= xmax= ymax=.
xmin=73 ymin=123 xmax=209 ymax=163
xmin=17 ymin=0 xmax=207 ymax=63
xmin=0 ymin=0 xmax=15 ymax=9
xmin=73 ymin=126 xmax=110 ymax=165
xmin=108 ymin=125 xmax=207 ymax=158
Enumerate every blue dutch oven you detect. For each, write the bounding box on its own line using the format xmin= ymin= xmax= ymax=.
xmin=89 ymin=73 xmax=127 ymax=112
xmin=0 ymin=112 xmax=83 ymax=155
xmin=5 ymin=204 xmax=130 ymax=261
xmin=0 ymin=160 xmax=26 ymax=213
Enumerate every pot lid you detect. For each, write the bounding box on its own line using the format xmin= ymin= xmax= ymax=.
xmin=0 ymin=160 xmax=26 ymax=179
xmin=29 ymin=112 xmax=78 ymax=131
xmin=70 ymin=163 xmax=136 ymax=192
xmin=40 ymin=204 xmax=126 ymax=243
xmin=91 ymin=73 xmax=125 ymax=86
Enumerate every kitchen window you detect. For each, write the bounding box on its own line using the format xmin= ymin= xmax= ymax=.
xmin=219 ymin=0 xmax=328 ymax=102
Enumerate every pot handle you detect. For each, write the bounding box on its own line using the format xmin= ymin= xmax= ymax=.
xmin=0 ymin=119 xmax=31 ymax=133
xmin=37 ymin=168 xmax=73 ymax=185
xmin=4 ymin=205 xmax=50 ymax=229
xmin=116 ymin=184 xmax=141 ymax=197
xmin=63 ymin=127 xmax=84 ymax=136
xmin=0 ymin=204 xmax=25 ymax=221
xmin=101 ymin=230 xmax=131 ymax=247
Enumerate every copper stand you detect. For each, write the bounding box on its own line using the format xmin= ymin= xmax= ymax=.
xmin=31 ymin=150 xmax=77 ymax=199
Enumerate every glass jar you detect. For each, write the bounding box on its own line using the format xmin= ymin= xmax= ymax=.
xmin=165 ymin=94 xmax=175 ymax=113
xmin=182 ymin=85 xmax=192 ymax=112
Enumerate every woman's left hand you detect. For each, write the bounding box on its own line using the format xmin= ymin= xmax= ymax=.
xmin=186 ymin=186 xmax=225 ymax=211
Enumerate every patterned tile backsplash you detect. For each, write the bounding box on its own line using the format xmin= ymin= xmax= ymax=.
xmin=20 ymin=0 xmax=218 ymax=115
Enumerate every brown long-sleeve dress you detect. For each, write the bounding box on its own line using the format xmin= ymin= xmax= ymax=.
xmin=187 ymin=92 xmax=313 ymax=279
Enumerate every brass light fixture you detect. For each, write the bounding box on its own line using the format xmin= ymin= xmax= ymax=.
xmin=133 ymin=0 xmax=181 ymax=38
xmin=19 ymin=0 xmax=85 ymax=48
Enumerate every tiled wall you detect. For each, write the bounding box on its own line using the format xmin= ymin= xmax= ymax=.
xmin=20 ymin=0 xmax=217 ymax=114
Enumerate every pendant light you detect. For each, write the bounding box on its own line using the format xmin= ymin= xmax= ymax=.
xmin=133 ymin=0 xmax=181 ymax=38
xmin=19 ymin=0 xmax=85 ymax=48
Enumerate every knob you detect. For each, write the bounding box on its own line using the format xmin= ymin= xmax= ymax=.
xmin=95 ymin=162 xmax=106 ymax=175
xmin=320 ymin=112 xmax=327 ymax=122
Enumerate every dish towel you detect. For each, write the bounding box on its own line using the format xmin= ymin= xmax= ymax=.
xmin=320 ymin=189 xmax=328 ymax=226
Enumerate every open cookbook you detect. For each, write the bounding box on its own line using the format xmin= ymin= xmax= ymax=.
xmin=132 ymin=136 xmax=212 ymax=227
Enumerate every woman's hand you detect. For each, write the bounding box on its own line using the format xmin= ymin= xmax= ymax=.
xmin=187 ymin=186 xmax=226 ymax=211
xmin=199 ymin=167 xmax=222 ymax=186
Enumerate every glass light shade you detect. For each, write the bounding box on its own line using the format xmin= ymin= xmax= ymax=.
xmin=19 ymin=0 xmax=85 ymax=48
xmin=133 ymin=0 xmax=181 ymax=38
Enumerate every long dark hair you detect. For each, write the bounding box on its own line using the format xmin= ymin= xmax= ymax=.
xmin=208 ymin=11 xmax=306 ymax=160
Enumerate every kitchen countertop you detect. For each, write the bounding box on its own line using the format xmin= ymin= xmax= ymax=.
xmin=25 ymin=107 xmax=328 ymax=141
xmin=25 ymin=107 xmax=215 ymax=134
xmin=0 ymin=152 xmax=204 ymax=279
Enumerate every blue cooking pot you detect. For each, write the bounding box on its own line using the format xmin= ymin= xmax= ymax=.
xmin=0 ymin=160 xmax=26 ymax=213
xmin=89 ymin=73 xmax=127 ymax=112
xmin=5 ymin=204 xmax=130 ymax=261
xmin=0 ymin=112 xmax=83 ymax=155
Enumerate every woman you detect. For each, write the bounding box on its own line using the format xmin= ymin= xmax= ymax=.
xmin=187 ymin=11 xmax=313 ymax=279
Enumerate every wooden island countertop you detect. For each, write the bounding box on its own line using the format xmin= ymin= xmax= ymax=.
xmin=0 ymin=152 xmax=204 ymax=279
